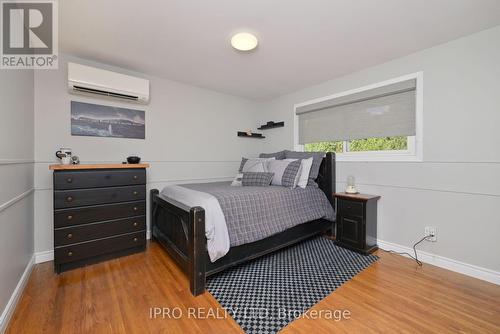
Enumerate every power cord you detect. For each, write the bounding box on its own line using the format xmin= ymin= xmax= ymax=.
xmin=380 ymin=235 xmax=431 ymax=266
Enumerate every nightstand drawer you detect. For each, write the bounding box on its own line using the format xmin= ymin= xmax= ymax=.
xmin=338 ymin=200 xmax=363 ymax=217
xmin=54 ymin=216 xmax=146 ymax=246
xmin=54 ymin=201 xmax=146 ymax=228
xmin=54 ymin=169 xmax=146 ymax=190
xmin=54 ymin=231 xmax=146 ymax=264
xmin=54 ymin=185 xmax=146 ymax=209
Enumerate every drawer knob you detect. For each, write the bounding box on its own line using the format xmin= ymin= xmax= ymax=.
xmin=67 ymin=215 xmax=73 ymax=220
xmin=133 ymin=175 xmax=139 ymax=180
xmin=133 ymin=191 xmax=139 ymax=196
xmin=67 ymin=251 xmax=73 ymax=257
xmin=133 ymin=222 xmax=138 ymax=227
xmin=66 ymin=177 xmax=73 ymax=183
xmin=67 ymin=233 xmax=73 ymax=239
xmin=133 ymin=206 xmax=138 ymax=211
xmin=133 ymin=237 xmax=138 ymax=242
xmin=66 ymin=196 xmax=73 ymax=202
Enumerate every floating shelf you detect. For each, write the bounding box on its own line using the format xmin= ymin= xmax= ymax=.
xmin=257 ymin=121 xmax=285 ymax=130
xmin=237 ymin=131 xmax=265 ymax=139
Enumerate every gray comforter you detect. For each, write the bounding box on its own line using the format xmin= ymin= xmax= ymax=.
xmin=181 ymin=182 xmax=335 ymax=247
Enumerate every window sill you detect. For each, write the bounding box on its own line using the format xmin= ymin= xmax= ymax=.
xmin=335 ymin=152 xmax=422 ymax=162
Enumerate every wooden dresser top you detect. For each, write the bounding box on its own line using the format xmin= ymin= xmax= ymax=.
xmin=49 ymin=163 xmax=150 ymax=170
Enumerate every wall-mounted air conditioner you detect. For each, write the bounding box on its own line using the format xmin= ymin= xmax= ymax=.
xmin=68 ymin=62 xmax=150 ymax=104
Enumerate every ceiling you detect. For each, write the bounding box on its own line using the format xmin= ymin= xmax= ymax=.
xmin=60 ymin=0 xmax=500 ymax=100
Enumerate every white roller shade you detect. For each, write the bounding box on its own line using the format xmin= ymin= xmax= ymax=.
xmin=297 ymin=79 xmax=416 ymax=144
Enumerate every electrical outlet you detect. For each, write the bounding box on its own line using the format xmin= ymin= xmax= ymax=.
xmin=425 ymin=226 xmax=437 ymax=242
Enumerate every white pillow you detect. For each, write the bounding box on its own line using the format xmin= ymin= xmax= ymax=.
xmin=231 ymin=173 xmax=243 ymax=186
xmin=246 ymin=161 xmax=265 ymax=172
xmin=297 ymin=157 xmax=313 ymax=188
xmin=231 ymin=162 xmax=265 ymax=186
xmin=241 ymin=157 xmax=275 ymax=172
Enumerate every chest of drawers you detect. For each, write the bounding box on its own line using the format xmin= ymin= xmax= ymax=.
xmin=50 ymin=164 xmax=149 ymax=273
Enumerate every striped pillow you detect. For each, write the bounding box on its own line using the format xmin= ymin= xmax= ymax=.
xmin=242 ymin=172 xmax=274 ymax=187
xmin=267 ymin=159 xmax=302 ymax=188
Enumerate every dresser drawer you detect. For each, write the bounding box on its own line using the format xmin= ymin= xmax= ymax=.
xmin=54 ymin=169 xmax=146 ymax=190
xmin=54 ymin=185 xmax=146 ymax=209
xmin=338 ymin=199 xmax=364 ymax=217
xmin=55 ymin=231 xmax=146 ymax=264
xmin=54 ymin=201 xmax=146 ymax=228
xmin=54 ymin=216 xmax=146 ymax=246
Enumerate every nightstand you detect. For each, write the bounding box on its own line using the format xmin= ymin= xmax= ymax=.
xmin=334 ymin=192 xmax=380 ymax=255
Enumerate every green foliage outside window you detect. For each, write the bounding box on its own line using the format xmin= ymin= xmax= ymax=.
xmin=304 ymin=136 xmax=407 ymax=153
xmin=348 ymin=136 xmax=407 ymax=151
xmin=304 ymin=141 xmax=343 ymax=153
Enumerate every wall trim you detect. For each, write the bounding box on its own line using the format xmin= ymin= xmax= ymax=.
xmin=34 ymin=250 xmax=54 ymax=264
xmin=0 ymin=159 xmax=34 ymax=166
xmin=378 ymin=239 xmax=500 ymax=285
xmin=0 ymin=188 xmax=34 ymax=213
xmin=0 ymin=255 xmax=34 ymax=333
xmin=335 ymin=181 xmax=500 ymax=198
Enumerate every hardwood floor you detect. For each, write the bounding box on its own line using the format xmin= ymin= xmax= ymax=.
xmin=7 ymin=240 xmax=500 ymax=333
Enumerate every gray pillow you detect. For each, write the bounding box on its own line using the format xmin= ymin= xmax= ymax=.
xmin=242 ymin=172 xmax=274 ymax=186
xmin=284 ymin=150 xmax=325 ymax=186
xmin=259 ymin=151 xmax=286 ymax=160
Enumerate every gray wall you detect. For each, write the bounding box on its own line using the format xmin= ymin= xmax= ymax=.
xmin=258 ymin=26 xmax=500 ymax=272
xmin=33 ymin=54 xmax=262 ymax=254
xmin=0 ymin=70 xmax=35 ymax=321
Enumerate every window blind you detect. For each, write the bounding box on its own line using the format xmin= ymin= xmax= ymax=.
xmin=296 ymin=79 xmax=416 ymax=144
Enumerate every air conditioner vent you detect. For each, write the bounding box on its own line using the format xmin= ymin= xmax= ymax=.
xmin=68 ymin=62 xmax=150 ymax=104
xmin=73 ymin=85 xmax=139 ymax=101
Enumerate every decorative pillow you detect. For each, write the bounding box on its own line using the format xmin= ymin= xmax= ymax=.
xmin=259 ymin=151 xmax=286 ymax=160
xmin=239 ymin=157 xmax=275 ymax=172
xmin=231 ymin=173 xmax=243 ymax=186
xmin=242 ymin=172 xmax=274 ymax=187
xmin=297 ymin=157 xmax=313 ymax=189
xmin=232 ymin=162 xmax=265 ymax=186
xmin=284 ymin=150 xmax=325 ymax=186
xmin=267 ymin=159 xmax=302 ymax=188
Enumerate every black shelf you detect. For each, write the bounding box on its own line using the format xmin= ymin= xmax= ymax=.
xmin=257 ymin=121 xmax=284 ymax=130
xmin=237 ymin=131 xmax=265 ymax=139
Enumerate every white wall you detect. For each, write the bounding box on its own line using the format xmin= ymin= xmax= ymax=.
xmin=257 ymin=26 xmax=500 ymax=273
xmin=33 ymin=54 xmax=262 ymax=254
xmin=0 ymin=70 xmax=35 ymax=329
xmin=32 ymin=26 xmax=500 ymax=280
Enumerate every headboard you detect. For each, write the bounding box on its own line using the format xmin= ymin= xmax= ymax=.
xmin=316 ymin=152 xmax=336 ymax=210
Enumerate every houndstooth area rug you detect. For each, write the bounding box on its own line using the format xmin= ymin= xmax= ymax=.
xmin=206 ymin=236 xmax=378 ymax=334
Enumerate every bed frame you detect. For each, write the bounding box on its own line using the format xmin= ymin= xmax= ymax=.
xmin=150 ymin=152 xmax=336 ymax=296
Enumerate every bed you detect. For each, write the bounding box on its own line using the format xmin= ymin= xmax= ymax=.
xmin=150 ymin=152 xmax=336 ymax=296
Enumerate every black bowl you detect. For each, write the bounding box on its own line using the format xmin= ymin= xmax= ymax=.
xmin=126 ymin=156 xmax=141 ymax=164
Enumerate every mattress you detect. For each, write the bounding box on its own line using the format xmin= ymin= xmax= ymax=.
xmin=160 ymin=181 xmax=335 ymax=261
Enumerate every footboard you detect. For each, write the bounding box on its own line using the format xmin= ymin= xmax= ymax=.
xmin=150 ymin=189 xmax=207 ymax=295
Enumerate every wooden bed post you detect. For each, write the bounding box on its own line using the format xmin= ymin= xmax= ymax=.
xmin=150 ymin=189 xmax=159 ymax=241
xmin=188 ymin=206 xmax=206 ymax=296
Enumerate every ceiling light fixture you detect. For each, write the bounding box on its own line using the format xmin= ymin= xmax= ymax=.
xmin=230 ymin=32 xmax=258 ymax=51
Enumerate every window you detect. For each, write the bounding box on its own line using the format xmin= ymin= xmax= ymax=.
xmin=295 ymin=73 xmax=422 ymax=161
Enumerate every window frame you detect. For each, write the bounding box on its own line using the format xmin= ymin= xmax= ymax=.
xmin=294 ymin=72 xmax=423 ymax=162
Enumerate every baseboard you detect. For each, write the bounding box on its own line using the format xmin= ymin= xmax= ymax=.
xmin=35 ymin=231 xmax=152 ymax=264
xmin=35 ymin=250 xmax=54 ymax=264
xmin=0 ymin=255 xmax=34 ymax=333
xmin=378 ymin=239 xmax=500 ymax=285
